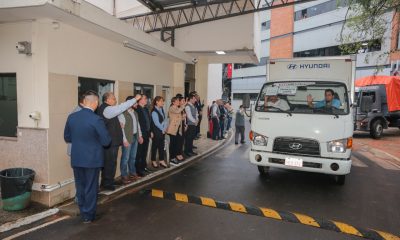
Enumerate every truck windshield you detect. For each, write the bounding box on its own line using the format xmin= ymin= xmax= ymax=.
xmin=255 ymin=81 xmax=349 ymax=115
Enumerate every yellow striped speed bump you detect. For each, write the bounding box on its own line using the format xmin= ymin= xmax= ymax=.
xmin=145 ymin=189 xmax=399 ymax=240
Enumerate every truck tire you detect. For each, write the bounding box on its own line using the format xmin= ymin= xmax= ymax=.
xmin=370 ymin=120 xmax=383 ymax=139
xmin=334 ymin=175 xmax=346 ymax=185
xmin=258 ymin=166 xmax=270 ymax=176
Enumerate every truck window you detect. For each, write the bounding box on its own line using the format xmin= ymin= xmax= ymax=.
xmin=361 ymin=92 xmax=376 ymax=103
xmin=256 ymin=81 xmax=349 ymax=115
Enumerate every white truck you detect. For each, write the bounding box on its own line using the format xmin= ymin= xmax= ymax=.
xmin=248 ymin=56 xmax=356 ymax=185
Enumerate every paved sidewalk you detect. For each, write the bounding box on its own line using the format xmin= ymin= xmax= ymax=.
xmin=56 ymin=133 xmax=232 ymax=215
xmin=353 ymin=128 xmax=400 ymax=170
xmin=353 ymin=128 xmax=400 ymax=159
xmin=0 ymin=133 xmax=231 ymax=234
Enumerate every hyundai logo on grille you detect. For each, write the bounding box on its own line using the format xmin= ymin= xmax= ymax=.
xmin=287 ymin=64 xmax=297 ymax=70
xmin=289 ymin=142 xmax=303 ymax=150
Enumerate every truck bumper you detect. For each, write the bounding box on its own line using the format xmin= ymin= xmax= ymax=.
xmin=249 ymin=150 xmax=352 ymax=175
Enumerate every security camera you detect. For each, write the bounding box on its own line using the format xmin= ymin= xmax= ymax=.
xmin=192 ymin=58 xmax=198 ymax=64
xmin=29 ymin=111 xmax=41 ymax=121
xmin=16 ymin=43 xmax=25 ymax=52
xmin=16 ymin=41 xmax=32 ymax=55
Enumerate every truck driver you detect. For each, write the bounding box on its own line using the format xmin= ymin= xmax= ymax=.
xmin=307 ymin=89 xmax=341 ymax=109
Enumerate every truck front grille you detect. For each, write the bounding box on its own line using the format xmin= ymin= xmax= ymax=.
xmin=273 ymin=137 xmax=320 ymax=157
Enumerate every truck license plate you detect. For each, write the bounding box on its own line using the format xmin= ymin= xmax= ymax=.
xmin=285 ymin=158 xmax=303 ymax=167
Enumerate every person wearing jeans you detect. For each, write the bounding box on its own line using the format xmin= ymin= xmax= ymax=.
xmin=118 ymin=96 xmax=143 ymax=184
xmin=97 ymin=92 xmax=142 ymax=191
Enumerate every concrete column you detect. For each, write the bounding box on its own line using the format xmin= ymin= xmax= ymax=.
xmin=207 ymin=64 xmax=223 ymax=105
xmin=172 ymin=63 xmax=185 ymax=96
xmin=195 ymin=58 xmax=209 ymax=135
xmin=195 ymin=60 xmax=223 ymax=135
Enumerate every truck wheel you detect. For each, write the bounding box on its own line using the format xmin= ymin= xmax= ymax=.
xmin=370 ymin=120 xmax=383 ymax=139
xmin=334 ymin=175 xmax=346 ymax=185
xmin=258 ymin=166 xmax=270 ymax=176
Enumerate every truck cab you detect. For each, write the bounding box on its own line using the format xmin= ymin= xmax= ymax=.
xmin=249 ymin=56 xmax=356 ymax=185
xmin=355 ymin=84 xmax=400 ymax=138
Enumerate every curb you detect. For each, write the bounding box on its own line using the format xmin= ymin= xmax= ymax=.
xmin=0 ymin=208 xmax=59 ymax=234
xmin=147 ymin=189 xmax=400 ymax=240
xmin=354 ymin=142 xmax=400 ymax=169
xmin=59 ymin=132 xmax=233 ymax=216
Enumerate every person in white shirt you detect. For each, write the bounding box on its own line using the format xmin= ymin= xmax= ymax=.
xmin=184 ymin=93 xmax=199 ymax=156
xmin=264 ymin=95 xmax=290 ymax=111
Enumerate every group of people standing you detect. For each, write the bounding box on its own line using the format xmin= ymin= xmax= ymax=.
xmin=64 ymin=90 xmax=204 ymax=223
xmin=209 ymin=100 xmax=234 ymax=140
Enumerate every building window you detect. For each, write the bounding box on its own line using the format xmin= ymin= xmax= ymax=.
xmin=294 ymin=46 xmax=342 ymax=58
xmin=0 ymin=73 xmax=18 ymax=137
xmin=234 ymin=63 xmax=258 ymax=69
xmin=294 ymin=0 xmax=349 ymax=21
xmin=293 ymin=40 xmax=382 ymax=58
xmin=261 ymin=21 xmax=271 ymax=31
xmin=134 ymin=83 xmax=154 ymax=104
xmin=233 ymin=93 xmax=259 ymax=101
xmin=78 ymin=77 xmax=114 ymax=104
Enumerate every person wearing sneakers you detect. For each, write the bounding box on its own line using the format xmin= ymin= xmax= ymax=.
xmin=118 ymin=96 xmax=144 ymax=184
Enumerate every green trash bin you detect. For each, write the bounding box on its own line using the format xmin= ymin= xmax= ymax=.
xmin=0 ymin=168 xmax=35 ymax=211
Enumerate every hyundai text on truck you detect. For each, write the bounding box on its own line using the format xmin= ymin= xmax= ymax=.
xmin=248 ymin=56 xmax=356 ymax=185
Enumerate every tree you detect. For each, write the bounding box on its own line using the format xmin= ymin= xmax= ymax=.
xmin=340 ymin=0 xmax=400 ymax=68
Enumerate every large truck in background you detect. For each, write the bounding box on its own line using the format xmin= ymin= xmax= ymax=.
xmin=354 ymin=76 xmax=400 ymax=139
xmin=248 ymin=56 xmax=356 ymax=185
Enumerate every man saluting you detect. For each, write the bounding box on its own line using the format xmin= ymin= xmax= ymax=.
xmin=64 ymin=91 xmax=111 ymax=223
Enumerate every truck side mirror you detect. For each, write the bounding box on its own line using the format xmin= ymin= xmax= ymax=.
xmin=360 ymin=96 xmax=373 ymax=112
xmin=242 ymin=94 xmax=250 ymax=108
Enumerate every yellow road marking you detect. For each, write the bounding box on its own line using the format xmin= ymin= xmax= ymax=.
xmin=333 ymin=221 xmax=363 ymax=237
xmin=259 ymin=207 xmax=282 ymax=220
xmin=228 ymin=202 xmax=247 ymax=213
xmin=152 ymin=189 xmax=164 ymax=198
xmin=293 ymin=213 xmax=320 ymax=227
xmin=150 ymin=189 xmax=400 ymax=240
xmin=200 ymin=197 xmax=217 ymax=207
xmin=175 ymin=193 xmax=189 ymax=202
xmin=375 ymin=230 xmax=400 ymax=240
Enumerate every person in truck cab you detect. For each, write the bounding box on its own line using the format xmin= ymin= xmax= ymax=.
xmin=264 ymin=95 xmax=290 ymax=111
xmin=307 ymin=89 xmax=341 ymax=109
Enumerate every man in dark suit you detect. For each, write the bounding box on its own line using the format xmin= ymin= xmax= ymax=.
xmin=64 ymin=91 xmax=111 ymax=223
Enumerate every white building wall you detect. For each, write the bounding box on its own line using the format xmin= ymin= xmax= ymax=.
xmin=48 ymin=22 xmax=174 ymax=86
xmin=207 ymin=64 xmax=223 ymax=104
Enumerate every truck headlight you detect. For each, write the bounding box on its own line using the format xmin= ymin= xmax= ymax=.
xmin=327 ymin=138 xmax=352 ymax=153
xmin=250 ymin=131 xmax=268 ymax=146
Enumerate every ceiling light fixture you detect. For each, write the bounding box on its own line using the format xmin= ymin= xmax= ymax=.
xmin=123 ymin=41 xmax=157 ymax=56
xmin=216 ymin=51 xmax=226 ymax=55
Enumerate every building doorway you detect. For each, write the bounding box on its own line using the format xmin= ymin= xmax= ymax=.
xmin=134 ymin=83 xmax=154 ymax=106
xmin=78 ymin=77 xmax=114 ymax=104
